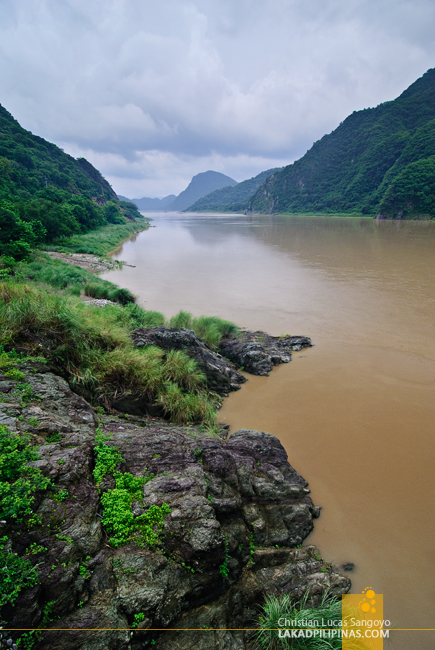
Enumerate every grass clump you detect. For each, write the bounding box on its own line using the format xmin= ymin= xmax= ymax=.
xmin=84 ymin=281 xmax=135 ymax=305
xmin=169 ymin=311 xmax=239 ymax=348
xmin=256 ymin=591 xmax=345 ymax=650
xmin=50 ymin=221 xmax=149 ymax=256
xmin=0 ymin=282 xmax=217 ymax=425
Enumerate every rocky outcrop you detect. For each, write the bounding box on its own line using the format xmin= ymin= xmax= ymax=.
xmin=219 ymin=332 xmax=312 ymax=376
xmin=131 ymin=327 xmax=312 ymax=396
xmin=0 ymin=362 xmax=350 ymax=650
xmin=131 ymin=327 xmax=247 ymax=395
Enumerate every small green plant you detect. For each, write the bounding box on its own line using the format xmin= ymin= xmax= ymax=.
xmin=55 ymin=533 xmax=73 ymax=543
xmin=131 ymin=612 xmax=146 ymax=628
xmin=0 ymin=536 xmax=39 ymax=607
xmin=5 ymin=368 xmax=25 ymax=380
xmin=13 ymin=382 xmax=39 ymax=405
xmin=46 ymin=433 xmax=62 ymax=443
xmin=93 ymin=437 xmax=125 ymax=485
xmin=27 ymin=417 xmax=39 ymax=427
xmin=181 ymin=561 xmax=195 ymax=573
xmin=77 ymin=600 xmax=84 ymax=608
xmin=53 ymin=489 xmax=69 ymax=502
xmin=57 ymin=458 xmax=65 ymax=466
xmin=0 ymin=425 xmax=51 ymax=521
xmin=152 ymin=453 xmax=161 ymax=459
xmin=25 ymin=542 xmax=47 ymax=555
xmin=79 ymin=557 xmax=92 ymax=580
xmin=218 ymin=535 xmax=231 ymax=578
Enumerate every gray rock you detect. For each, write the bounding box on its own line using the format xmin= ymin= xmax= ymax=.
xmin=219 ymin=331 xmax=312 ymax=375
xmin=131 ymin=326 xmax=246 ymax=396
xmin=2 ymin=365 xmax=349 ymax=650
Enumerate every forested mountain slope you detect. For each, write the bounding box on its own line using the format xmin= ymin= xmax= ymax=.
xmin=187 ymin=168 xmax=283 ymax=212
xmin=0 ymin=104 xmax=143 ymax=259
xmin=248 ymin=68 xmax=435 ymax=219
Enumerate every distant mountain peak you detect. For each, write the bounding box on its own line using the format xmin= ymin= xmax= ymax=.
xmin=167 ymin=170 xmax=237 ymax=211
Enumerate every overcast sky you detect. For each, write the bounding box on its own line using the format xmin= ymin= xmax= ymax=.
xmin=0 ymin=0 xmax=434 ymax=198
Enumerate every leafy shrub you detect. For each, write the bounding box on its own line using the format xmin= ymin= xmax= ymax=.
xmin=0 ymin=536 xmax=39 ymax=607
xmin=0 ymin=425 xmax=51 ymax=521
xmin=101 ymin=470 xmax=170 ymax=548
xmin=93 ymin=436 xmax=125 ymax=485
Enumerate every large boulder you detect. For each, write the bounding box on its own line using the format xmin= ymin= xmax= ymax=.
xmin=131 ymin=327 xmax=246 ymax=395
xmin=219 ymin=331 xmax=312 ymax=376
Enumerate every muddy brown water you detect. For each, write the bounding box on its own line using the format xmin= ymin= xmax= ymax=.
xmin=102 ymin=213 xmax=435 ymax=649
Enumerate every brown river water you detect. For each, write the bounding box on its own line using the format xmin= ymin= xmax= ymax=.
xmin=102 ymin=213 xmax=435 ymax=649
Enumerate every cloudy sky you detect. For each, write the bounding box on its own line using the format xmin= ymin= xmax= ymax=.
xmin=0 ymin=0 xmax=434 ymax=198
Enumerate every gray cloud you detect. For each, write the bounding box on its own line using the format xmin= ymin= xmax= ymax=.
xmin=0 ymin=0 xmax=433 ymax=196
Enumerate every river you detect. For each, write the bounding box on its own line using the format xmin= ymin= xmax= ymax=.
xmin=101 ymin=213 xmax=435 ymax=649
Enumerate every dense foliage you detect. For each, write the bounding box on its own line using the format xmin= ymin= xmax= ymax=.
xmin=0 ymin=104 xmax=144 ymax=259
xmin=187 ymin=168 xmax=283 ymax=212
xmin=248 ymin=68 xmax=435 ymax=219
xmin=100 ymin=469 xmax=170 ymax=548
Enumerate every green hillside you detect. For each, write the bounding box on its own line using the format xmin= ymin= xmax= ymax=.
xmin=187 ymin=168 xmax=283 ymax=212
xmin=248 ymin=68 xmax=435 ymax=219
xmin=0 ymin=104 xmax=144 ymax=259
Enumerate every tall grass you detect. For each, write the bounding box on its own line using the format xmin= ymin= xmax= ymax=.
xmin=169 ymin=311 xmax=239 ymax=348
xmin=16 ymin=255 xmax=137 ymax=305
xmin=0 ymin=282 xmax=216 ymax=425
xmin=47 ymin=221 xmax=149 ymax=256
xmin=256 ymin=590 xmax=367 ymax=650
xmin=83 ymin=282 xmax=135 ymax=305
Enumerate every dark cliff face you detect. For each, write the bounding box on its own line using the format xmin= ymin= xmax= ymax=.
xmin=0 ymin=361 xmax=349 ymax=650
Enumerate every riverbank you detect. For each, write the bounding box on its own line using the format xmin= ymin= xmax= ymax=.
xmin=0 ymin=241 xmax=351 ymax=648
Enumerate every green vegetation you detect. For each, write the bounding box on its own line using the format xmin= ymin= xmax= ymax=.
xmin=187 ymin=168 xmax=283 ymax=213
xmin=50 ymin=221 xmax=148 ymax=256
xmin=256 ymin=591 xmax=344 ymax=649
xmin=249 ymin=68 xmax=435 ymax=219
xmin=93 ymin=432 xmax=125 ymax=485
xmin=0 ymin=425 xmax=51 ymax=521
xmin=100 ymin=467 xmax=170 ymax=548
xmin=131 ymin=612 xmax=146 ymax=628
xmin=0 ymin=536 xmax=39 ymax=608
xmin=169 ymin=311 xmax=238 ymax=348
xmin=218 ymin=535 xmax=231 ymax=578
xmin=0 ymin=282 xmax=218 ymax=424
xmin=0 ymin=103 xmax=147 ymax=260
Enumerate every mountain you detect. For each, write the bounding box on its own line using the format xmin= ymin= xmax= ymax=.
xmin=187 ymin=168 xmax=283 ymax=212
xmin=167 ymin=171 xmax=237 ymax=211
xmin=119 ymin=194 xmax=177 ymax=211
xmin=248 ymin=68 xmax=435 ymax=219
xmin=0 ymin=103 xmax=143 ymax=259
